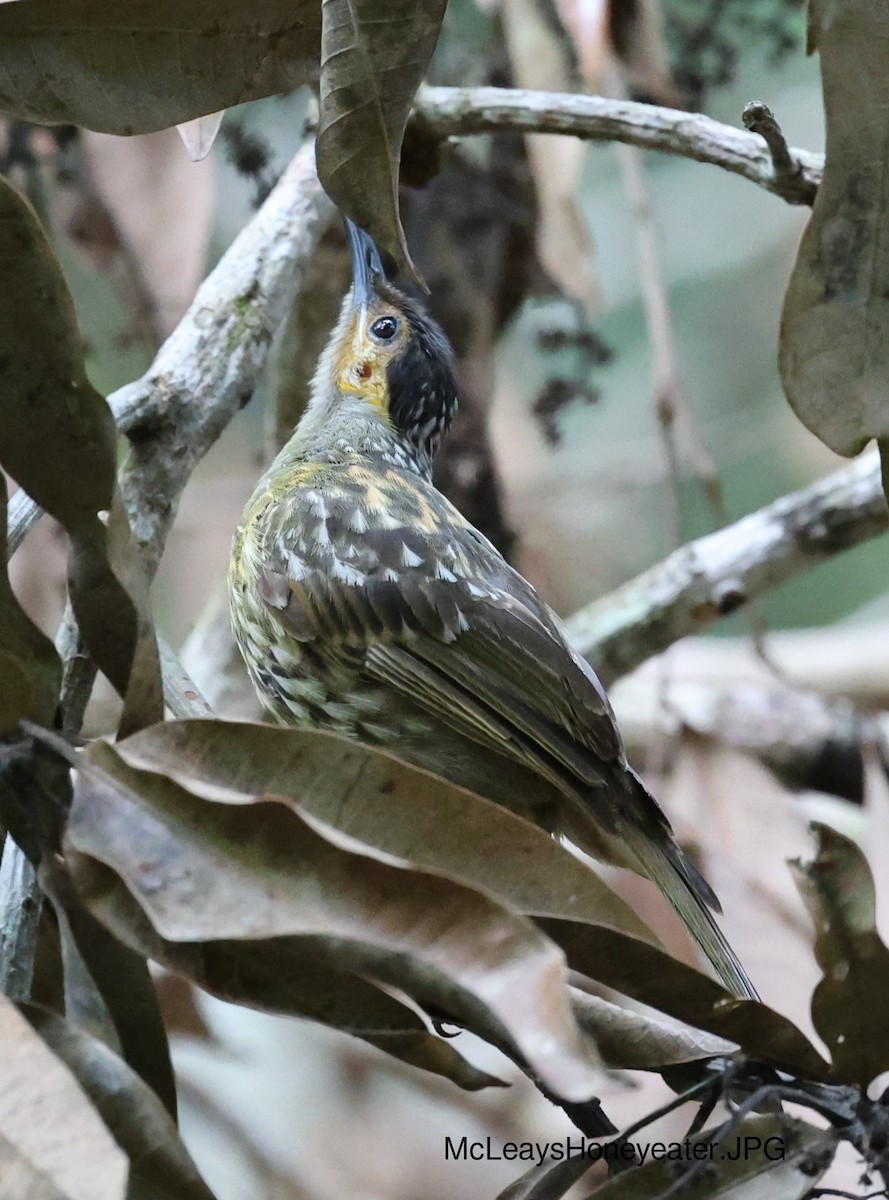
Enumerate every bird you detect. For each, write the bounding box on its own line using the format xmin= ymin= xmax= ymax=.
xmin=229 ymin=219 xmax=757 ymax=1001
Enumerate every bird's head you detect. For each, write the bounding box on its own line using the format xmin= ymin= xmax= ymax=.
xmin=313 ymin=221 xmax=459 ymax=467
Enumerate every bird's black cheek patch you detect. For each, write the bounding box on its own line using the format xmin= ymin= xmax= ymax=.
xmin=386 ymin=326 xmax=458 ymax=448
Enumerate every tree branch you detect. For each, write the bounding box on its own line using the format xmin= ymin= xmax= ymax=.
xmin=613 ymin=672 xmax=871 ymax=804
xmin=8 ymin=140 xmax=335 ymax=563
xmin=415 ymin=86 xmax=822 ymax=205
xmin=567 ymin=448 xmax=888 ymax=684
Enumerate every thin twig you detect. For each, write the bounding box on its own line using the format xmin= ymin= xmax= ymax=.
xmin=0 ymin=844 xmax=41 ymax=1000
xmin=414 ymin=86 xmax=821 ymax=204
xmin=158 ymin=635 xmax=215 ymax=720
xmin=742 ymin=101 xmax=802 ymax=194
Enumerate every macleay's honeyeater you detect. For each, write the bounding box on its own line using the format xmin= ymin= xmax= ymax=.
xmin=229 ymin=221 xmax=757 ymax=1001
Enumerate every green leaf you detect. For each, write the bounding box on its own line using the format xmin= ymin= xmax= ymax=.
xmin=65 ymin=741 xmax=601 ymax=1101
xmin=316 ymin=0 xmax=448 ymax=272
xmin=0 ymin=1 xmax=321 ymax=135
xmin=19 ymin=1002 xmax=217 ymax=1200
xmin=0 ymin=173 xmax=162 ymax=732
xmin=779 ymin=0 xmax=889 ymax=463
xmin=791 ymin=821 xmax=889 ymax=1087
xmin=537 ymin=921 xmax=829 ymax=1080
xmin=0 ymin=476 xmax=60 ymax=731
xmin=112 ymin=719 xmax=657 ymax=943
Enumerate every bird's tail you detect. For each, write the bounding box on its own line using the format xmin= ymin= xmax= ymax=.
xmin=621 ymin=819 xmax=760 ymax=1001
xmin=562 ymin=768 xmax=759 ymax=1001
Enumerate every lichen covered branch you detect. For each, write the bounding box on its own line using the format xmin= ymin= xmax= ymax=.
xmin=416 ymin=86 xmax=821 ymax=205
xmin=568 ymin=448 xmax=888 ymax=684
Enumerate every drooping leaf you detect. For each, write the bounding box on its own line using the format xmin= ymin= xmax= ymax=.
xmin=0 ymin=173 xmax=162 ymax=732
xmin=113 ymin=719 xmax=657 ymax=943
xmin=316 ymin=0 xmax=448 ymax=273
xmin=779 ymin=0 xmax=889 ymax=483
xmin=0 ymin=995 xmax=128 ymax=1200
xmin=537 ymin=921 xmax=829 ymax=1079
xmin=19 ymin=1003 xmax=218 ymax=1200
xmin=586 ymin=1114 xmax=835 ymax=1199
xmin=63 ymin=852 xmax=504 ymax=1091
xmin=570 ymin=989 xmax=735 ymax=1071
xmin=0 ymin=476 xmax=60 ymax=731
xmin=41 ymin=860 xmax=178 ymax=1118
xmin=0 ymin=1 xmax=321 ymax=135
xmin=791 ymin=821 xmax=889 ymax=1087
xmin=65 ymin=741 xmax=601 ymax=1101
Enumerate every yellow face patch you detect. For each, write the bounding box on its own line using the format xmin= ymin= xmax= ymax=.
xmin=335 ymin=299 xmax=410 ymax=416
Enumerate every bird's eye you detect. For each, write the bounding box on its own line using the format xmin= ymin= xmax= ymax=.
xmin=370 ymin=315 xmax=399 ymax=342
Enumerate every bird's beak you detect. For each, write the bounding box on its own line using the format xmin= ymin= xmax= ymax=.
xmin=346 ymin=218 xmax=386 ymax=308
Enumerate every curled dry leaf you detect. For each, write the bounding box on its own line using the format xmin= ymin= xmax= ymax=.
xmin=587 ymin=1114 xmax=835 ymax=1199
xmin=316 ymin=0 xmax=448 ymax=273
xmin=537 ymin=921 xmax=829 ymax=1079
xmin=0 ymin=1 xmax=321 ymax=135
xmin=0 ymin=174 xmax=162 ymax=733
xmin=570 ymin=988 xmax=735 ymax=1071
xmin=779 ymin=1 xmax=889 ymax=475
xmin=67 ymin=858 xmax=505 ymax=1092
xmin=112 ymin=719 xmax=657 ymax=943
xmin=0 ymin=995 xmax=127 ymax=1200
xmin=0 ymin=475 xmax=60 ymax=731
xmin=792 ymin=822 xmax=889 ymax=1088
xmin=65 ymin=741 xmax=601 ymax=1101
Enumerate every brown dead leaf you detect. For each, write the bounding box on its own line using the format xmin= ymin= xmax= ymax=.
xmin=538 ymin=920 xmax=828 ymax=1079
xmin=661 ymin=743 xmax=818 ymax=1025
xmin=316 ymin=0 xmax=448 ymax=273
xmin=113 ymin=719 xmax=657 ymax=944
xmin=0 ymin=2 xmax=321 ymax=135
xmin=780 ymin=1 xmax=889 ymax=466
xmin=792 ymin=822 xmax=889 ymax=1087
xmin=0 ymin=173 xmax=162 ymax=733
xmin=570 ymin=988 xmax=734 ymax=1070
xmin=65 ymin=740 xmax=601 ymax=1101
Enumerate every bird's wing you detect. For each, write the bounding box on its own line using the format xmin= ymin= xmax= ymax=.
xmin=255 ymin=463 xmax=622 ymax=782
xmin=254 ymin=465 xmax=761 ymax=999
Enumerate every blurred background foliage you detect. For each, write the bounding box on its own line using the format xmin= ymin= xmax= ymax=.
xmin=9 ymin=1 xmax=887 ymax=1197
